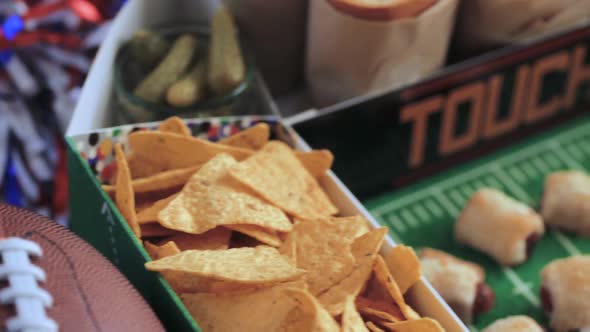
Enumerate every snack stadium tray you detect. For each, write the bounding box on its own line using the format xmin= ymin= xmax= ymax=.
xmin=66 ymin=116 xmax=468 ymax=332
xmin=365 ymin=114 xmax=590 ymax=331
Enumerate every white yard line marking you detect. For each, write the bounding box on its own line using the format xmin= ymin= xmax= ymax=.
xmin=400 ymin=209 xmax=420 ymax=228
xmin=502 ymin=267 xmax=540 ymax=307
xmin=471 ymin=180 xmax=487 ymax=190
xmin=532 ymin=157 xmax=551 ymax=174
xmin=371 ymin=144 xmax=549 ymax=215
xmin=581 ymin=143 xmax=590 ymax=155
xmin=484 ymin=176 xmax=504 ymax=189
xmin=461 ymin=184 xmax=475 ymax=198
xmin=449 ymin=189 xmax=466 ymax=208
xmin=371 ymin=191 xmax=431 ymax=216
xmin=425 ymin=199 xmax=444 ymax=219
xmin=549 ymin=141 xmax=585 ymax=169
xmin=508 ymin=167 xmax=527 ymax=183
xmin=491 ymin=166 xmax=534 ymax=204
xmin=553 ymin=231 xmax=581 ymax=256
xmin=412 ymin=205 xmax=430 ymax=222
xmin=386 ymin=214 xmax=407 ymax=234
xmin=521 ymin=161 xmax=538 ymax=178
xmin=567 ymin=144 xmax=585 ymax=159
xmin=371 ymin=122 xmax=590 ymax=216
xmin=543 ymin=153 xmax=562 ymax=169
xmin=433 ymin=189 xmax=461 ymax=217
xmin=553 ymin=121 xmax=590 ymax=141
xmin=499 ymin=142 xmax=554 ymax=164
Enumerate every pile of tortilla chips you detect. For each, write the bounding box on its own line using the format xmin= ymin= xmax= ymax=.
xmin=106 ymin=116 xmax=445 ymax=332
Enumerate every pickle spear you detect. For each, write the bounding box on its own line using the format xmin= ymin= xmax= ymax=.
xmin=134 ymin=34 xmax=198 ymax=103
xmin=128 ymin=29 xmax=170 ymax=68
xmin=166 ymin=59 xmax=207 ymax=107
xmin=208 ymin=6 xmax=245 ymax=95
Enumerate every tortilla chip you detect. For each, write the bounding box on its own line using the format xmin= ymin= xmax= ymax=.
xmin=144 ymin=241 xmax=180 ymax=260
xmin=141 ymin=223 xmax=177 ymax=237
xmin=135 ymin=200 xmax=154 ymax=213
xmin=159 ymin=178 xmax=292 ymax=234
xmin=383 ymin=246 xmax=421 ymax=294
xmin=380 ymin=318 xmax=445 ymax=332
xmin=219 ymin=123 xmax=270 ymax=150
xmin=165 ymin=227 xmax=231 ymax=251
xmin=316 ymin=228 xmax=387 ymax=316
xmin=145 ymin=246 xmax=304 ymax=284
xmin=366 ymin=322 xmax=386 ymax=332
xmin=163 ymin=271 xmax=266 ymax=293
xmin=180 ymin=281 xmax=304 ymax=332
xmin=368 ymin=255 xmax=415 ymax=320
xmin=191 ymin=152 xmax=237 ymax=181
xmin=289 ymin=218 xmax=357 ymax=295
xmin=229 ymin=141 xmax=338 ymax=220
xmin=281 ymin=288 xmax=340 ymax=332
xmin=405 ymin=306 xmax=421 ymax=320
xmin=356 ymin=297 xmax=404 ymax=323
xmin=102 ymin=165 xmax=200 ymax=195
xmin=137 ymin=194 xmax=179 ymax=224
xmin=158 ymin=116 xmax=191 ymax=136
xmin=144 ymin=241 xmax=160 ymax=260
xmin=225 ymin=224 xmax=282 ymax=247
xmin=127 ymin=153 xmax=169 ymax=179
xmin=158 ymin=154 xmax=292 ymax=234
xmin=342 ymin=296 xmax=370 ymax=332
xmin=278 ymin=231 xmax=297 ymax=265
xmin=128 ymin=130 xmax=253 ymax=173
xmin=114 ymin=143 xmax=141 ymax=238
xmin=295 ymin=150 xmax=334 ymax=178
xmin=327 ymin=215 xmax=371 ymax=239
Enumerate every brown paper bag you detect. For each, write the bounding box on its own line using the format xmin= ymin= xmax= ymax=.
xmin=306 ymin=0 xmax=459 ymax=107
xmin=456 ymin=0 xmax=590 ymax=53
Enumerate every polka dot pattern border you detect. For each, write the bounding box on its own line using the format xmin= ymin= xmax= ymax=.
xmin=71 ymin=116 xmax=281 ymax=183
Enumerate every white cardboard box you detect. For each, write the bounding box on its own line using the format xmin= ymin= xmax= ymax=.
xmin=67 ymin=117 xmax=468 ymax=332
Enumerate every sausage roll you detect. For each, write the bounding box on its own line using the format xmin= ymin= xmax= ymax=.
xmin=455 ymin=188 xmax=545 ymax=266
xmin=420 ymin=248 xmax=494 ymax=324
xmin=540 ymin=256 xmax=590 ymax=332
xmin=541 ymin=170 xmax=590 ymax=237
xmin=482 ymin=315 xmax=544 ymax=332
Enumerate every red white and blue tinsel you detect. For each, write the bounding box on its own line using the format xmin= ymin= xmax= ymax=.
xmin=0 ymin=0 xmax=125 ymax=223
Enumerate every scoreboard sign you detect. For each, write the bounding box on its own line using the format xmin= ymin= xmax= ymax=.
xmin=293 ymin=26 xmax=590 ymax=199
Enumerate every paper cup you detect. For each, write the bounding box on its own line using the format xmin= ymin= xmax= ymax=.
xmin=306 ymin=0 xmax=459 ymax=107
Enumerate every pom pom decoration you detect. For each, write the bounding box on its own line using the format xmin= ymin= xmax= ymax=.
xmin=0 ymin=0 xmax=125 ymax=222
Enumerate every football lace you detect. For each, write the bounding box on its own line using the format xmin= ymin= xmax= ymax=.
xmin=0 ymin=237 xmax=57 ymax=332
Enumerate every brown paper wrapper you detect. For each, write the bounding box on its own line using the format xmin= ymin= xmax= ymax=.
xmin=224 ymin=0 xmax=308 ymax=96
xmin=456 ymin=0 xmax=590 ymax=53
xmin=306 ymin=0 xmax=459 ymax=107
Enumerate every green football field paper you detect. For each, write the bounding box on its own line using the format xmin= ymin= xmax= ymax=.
xmin=365 ymin=114 xmax=590 ymax=331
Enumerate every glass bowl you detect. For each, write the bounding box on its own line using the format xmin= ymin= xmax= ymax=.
xmin=113 ymin=25 xmax=256 ymax=124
